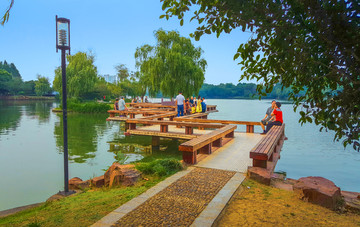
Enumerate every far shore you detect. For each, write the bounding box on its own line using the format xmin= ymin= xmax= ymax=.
xmin=0 ymin=96 xmax=55 ymax=100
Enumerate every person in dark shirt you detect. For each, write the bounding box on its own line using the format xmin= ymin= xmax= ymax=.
xmin=114 ymin=98 xmax=119 ymax=110
xmin=189 ymin=96 xmax=194 ymax=105
xmin=185 ymin=99 xmax=191 ymax=115
xmin=261 ymin=102 xmax=283 ymax=134
xmin=201 ymin=97 xmax=206 ymax=113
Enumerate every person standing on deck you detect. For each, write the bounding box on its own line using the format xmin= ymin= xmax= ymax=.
xmin=119 ymin=96 xmax=128 ymax=111
xmin=175 ymin=91 xmax=185 ymax=117
xmin=261 ymin=102 xmax=283 ymax=134
xmin=260 ymin=100 xmax=276 ymax=133
xmin=201 ymin=97 xmax=206 ymax=113
xmin=196 ymin=96 xmax=202 ymax=113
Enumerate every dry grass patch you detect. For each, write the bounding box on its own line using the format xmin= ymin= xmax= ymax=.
xmin=216 ymin=179 xmax=360 ymax=227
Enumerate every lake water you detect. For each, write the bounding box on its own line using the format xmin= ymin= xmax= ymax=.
xmin=0 ymin=99 xmax=359 ymax=211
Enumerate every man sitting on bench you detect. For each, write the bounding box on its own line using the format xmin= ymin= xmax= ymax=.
xmin=261 ymin=102 xmax=283 ymax=134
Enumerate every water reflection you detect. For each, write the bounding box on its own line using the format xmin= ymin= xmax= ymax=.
xmin=108 ymin=135 xmax=182 ymax=164
xmin=24 ymin=101 xmax=53 ymax=123
xmin=0 ymin=101 xmax=22 ymax=135
xmin=54 ymin=113 xmax=109 ymax=163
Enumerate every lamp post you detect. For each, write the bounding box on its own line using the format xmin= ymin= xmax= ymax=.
xmin=56 ymin=15 xmax=73 ymax=195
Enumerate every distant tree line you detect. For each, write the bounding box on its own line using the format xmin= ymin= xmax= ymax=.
xmin=199 ymin=83 xmax=300 ymax=100
xmin=0 ymin=61 xmax=52 ymax=96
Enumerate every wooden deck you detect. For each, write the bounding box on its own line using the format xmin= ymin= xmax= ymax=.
xmin=106 ymin=102 xmax=285 ymax=169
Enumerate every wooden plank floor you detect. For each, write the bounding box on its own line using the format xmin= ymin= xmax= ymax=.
xmin=195 ymin=132 xmax=263 ymax=173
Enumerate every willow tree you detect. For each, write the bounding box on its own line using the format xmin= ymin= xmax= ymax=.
xmin=53 ymin=52 xmax=98 ymax=99
xmin=1 ymin=0 xmax=13 ymax=25
xmin=35 ymin=75 xmax=51 ymax=96
xmin=135 ymin=29 xmax=207 ymax=98
xmin=161 ymin=0 xmax=360 ymax=151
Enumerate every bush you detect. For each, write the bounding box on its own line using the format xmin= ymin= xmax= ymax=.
xmin=136 ymin=159 xmax=183 ymax=176
xmin=60 ymin=101 xmax=112 ymax=113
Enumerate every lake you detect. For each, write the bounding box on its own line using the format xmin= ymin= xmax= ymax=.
xmin=0 ymin=99 xmax=359 ymax=211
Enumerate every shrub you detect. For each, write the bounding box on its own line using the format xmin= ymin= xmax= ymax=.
xmin=136 ymin=159 xmax=183 ymax=176
xmin=61 ymin=101 xmax=112 ymax=113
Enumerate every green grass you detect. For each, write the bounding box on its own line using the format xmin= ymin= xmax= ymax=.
xmin=0 ymin=174 xmax=172 ymax=227
xmin=136 ymin=159 xmax=183 ymax=176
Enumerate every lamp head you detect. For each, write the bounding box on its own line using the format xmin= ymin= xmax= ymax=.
xmin=56 ymin=15 xmax=70 ymax=53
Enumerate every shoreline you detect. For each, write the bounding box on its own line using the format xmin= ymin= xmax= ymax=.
xmin=0 ymin=96 xmax=55 ymax=100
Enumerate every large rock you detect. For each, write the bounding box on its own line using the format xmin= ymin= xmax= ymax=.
xmin=69 ymin=177 xmax=90 ymax=190
xmin=248 ymin=167 xmax=271 ymax=185
xmin=104 ymin=163 xmax=140 ymax=187
xmin=91 ymin=175 xmax=105 ymax=187
xmin=341 ymin=191 xmax=360 ymax=212
xmin=293 ymin=176 xmax=342 ymax=210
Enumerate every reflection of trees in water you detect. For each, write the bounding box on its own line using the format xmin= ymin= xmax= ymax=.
xmin=109 ymin=135 xmax=182 ymax=163
xmin=24 ymin=101 xmax=53 ymax=123
xmin=109 ymin=143 xmax=152 ymax=154
xmin=0 ymin=101 xmax=22 ymax=134
xmin=0 ymin=100 xmax=55 ymax=135
xmin=54 ymin=113 xmax=109 ymax=163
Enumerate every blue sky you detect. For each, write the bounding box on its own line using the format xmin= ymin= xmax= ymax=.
xmin=0 ymin=0 xmax=252 ymax=85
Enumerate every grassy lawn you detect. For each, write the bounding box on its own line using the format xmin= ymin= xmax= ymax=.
xmin=0 ymin=175 xmax=168 ymax=227
xmin=216 ymin=179 xmax=360 ymax=227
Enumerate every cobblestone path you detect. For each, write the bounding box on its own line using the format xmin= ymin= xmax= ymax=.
xmin=114 ymin=167 xmax=235 ymax=226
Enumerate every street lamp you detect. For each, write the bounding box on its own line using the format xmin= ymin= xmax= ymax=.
xmin=56 ymin=15 xmax=74 ymax=195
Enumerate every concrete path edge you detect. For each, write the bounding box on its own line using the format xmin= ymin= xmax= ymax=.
xmin=190 ymin=172 xmax=246 ymax=227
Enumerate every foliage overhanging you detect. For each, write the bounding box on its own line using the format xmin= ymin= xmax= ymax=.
xmin=161 ymin=0 xmax=360 ymax=151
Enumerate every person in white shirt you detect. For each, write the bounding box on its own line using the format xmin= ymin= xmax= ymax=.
xmin=175 ymin=91 xmax=185 ymax=117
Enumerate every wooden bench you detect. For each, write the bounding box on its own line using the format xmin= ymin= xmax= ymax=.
xmin=249 ymin=124 xmax=285 ymax=170
xmin=179 ymin=125 xmax=237 ymax=164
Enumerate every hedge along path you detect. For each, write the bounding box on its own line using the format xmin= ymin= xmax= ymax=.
xmin=114 ymin=167 xmax=235 ymax=226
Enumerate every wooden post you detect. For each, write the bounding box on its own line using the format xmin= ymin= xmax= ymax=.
xmin=160 ymin=125 xmax=168 ymax=133
xmin=130 ymin=113 xmax=135 ymax=119
xmin=212 ymin=138 xmax=223 ymax=147
xmin=199 ymin=144 xmax=212 ymax=154
xmin=253 ymin=159 xmax=267 ymax=168
xmin=185 ymin=126 xmax=193 ymax=135
xmin=225 ymin=131 xmax=235 ymax=138
xmin=182 ymin=151 xmax=197 ymax=164
xmin=246 ymin=125 xmax=254 ymax=133
xmin=152 ymin=136 xmax=160 ymax=149
xmin=129 ymin=123 xmax=136 ymax=130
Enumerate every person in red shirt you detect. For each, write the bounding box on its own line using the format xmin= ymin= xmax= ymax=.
xmin=261 ymin=102 xmax=283 ymax=134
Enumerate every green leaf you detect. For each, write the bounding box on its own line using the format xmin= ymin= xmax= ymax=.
xmin=233 ymin=53 xmax=240 ymax=60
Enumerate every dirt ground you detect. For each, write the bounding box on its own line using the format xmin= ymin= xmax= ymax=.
xmin=215 ymin=180 xmax=360 ymax=227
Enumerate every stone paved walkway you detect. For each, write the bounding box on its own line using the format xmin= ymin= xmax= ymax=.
xmin=115 ymin=168 xmax=235 ymax=226
xmin=92 ymin=132 xmax=260 ymax=227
